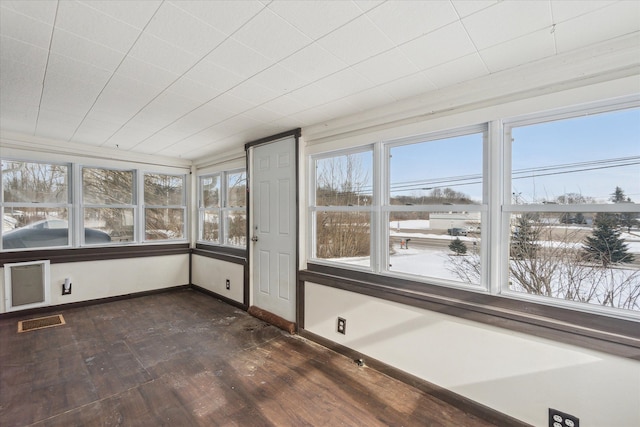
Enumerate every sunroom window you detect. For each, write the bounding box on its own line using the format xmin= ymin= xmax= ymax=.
xmin=504 ymin=107 xmax=640 ymax=313
xmin=1 ymin=160 xmax=71 ymax=250
xmin=143 ymin=173 xmax=186 ymax=241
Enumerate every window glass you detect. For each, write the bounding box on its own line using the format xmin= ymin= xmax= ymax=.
xmin=511 ymin=109 xmax=640 ymax=205
xmin=390 ymin=133 xmax=483 ymax=205
xmin=508 ymin=108 xmax=640 ymax=312
xmin=225 ymin=211 xmax=246 ymax=246
xmin=201 ymin=175 xmax=220 ymax=208
xmin=202 ymin=210 xmax=220 ymax=243
xmin=316 ymin=151 xmax=373 ymax=206
xmin=2 ymin=161 xmax=71 ymax=249
xmin=144 ymin=174 xmax=184 ymax=206
xmin=389 ymin=211 xmax=482 ymax=285
xmin=227 ymin=171 xmax=246 ymax=207
xmin=315 ymin=211 xmax=371 ymax=267
xmin=143 ymin=173 xmax=185 ymax=241
xmin=2 ymin=161 xmax=68 ymax=203
xmin=84 ymin=208 xmax=132 ymax=243
xmin=82 ymin=168 xmax=134 ymax=205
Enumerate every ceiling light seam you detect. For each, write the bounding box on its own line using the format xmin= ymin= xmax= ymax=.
xmin=68 ymin=0 xmax=166 ymax=144
xmin=454 ymin=6 xmax=490 ymax=76
xmin=34 ymin=0 xmax=59 ymax=137
xmin=549 ymin=0 xmax=558 ymax=55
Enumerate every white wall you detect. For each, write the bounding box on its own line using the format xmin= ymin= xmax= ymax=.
xmin=304 ymin=282 xmax=640 ymax=426
xmin=191 ymin=254 xmax=244 ymax=304
xmin=1 ymin=254 xmax=189 ymax=314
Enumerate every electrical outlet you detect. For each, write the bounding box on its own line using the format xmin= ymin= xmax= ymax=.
xmin=226 ymin=279 xmax=230 ymax=290
xmin=337 ymin=317 xmax=346 ymax=334
xmin=549 ymin=408 xmax=579 ymax=427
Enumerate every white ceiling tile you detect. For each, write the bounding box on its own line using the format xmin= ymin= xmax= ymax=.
xmin=50 ymin=29 xmax=126 ymax=72
xmin=116 ymin=56 xmax=180 ymax=89
xmin=55 ymin=1 xmax=141 ymax=53
xmin=0 ymin=103 xmax=38 ymax=134
xmin=353 ymin=1 xmax=385 ymax=13
xmin=0 ymin=5 xmax=53 ymax=48
xmin=423 ymin=53 xmax=488 ymax=88
xmin=128 ymin=32 xmax=199 ymax=75
xmin=170 ymin=1 xmax=265 ymax=36
xmin=399 ymin=21 xmax=476 ymax=70
xmin=39 ymin=73 xmax=104 ymax=116
xmin=232 ymin=8 xmax=312 ymax=62
xmin=241 ymin=106 xmax=285 ymax=124
xmin=451 ymin=0 xmax=498 ymax=19
xmin=286 ymin=68 xmax=374 ymax=108
xmin=204 ymin=93 xmax=255 ymax=116
xmin=35 ymin=108 xmax=85 ymax=140
xmin=250 ymin=65 xmax=309 ymax=95
xmin=462 ymin=1 xmax=552 ymax=50
xmin=227 ymin=80 xmax=281 ymax=106
xmin=1 ymin=0 xmax=58 ymax=25
xmin=340 ymin=86 xmax=398 ymax=111
xmin=350 ymin=49 xmax=420 ymax=85
xmin=79 ymin=0 xmax=161 ymax=29
xmin=268 ymin=0 xmax=364 ymax=40
xmin=182 ymin=60 xmax=245 ymax=92
xmin=71 ymin=118 xmax=123 ymax=145
xmin=479 ymin=29 xmax=555 ymax=73
xmin=0 ymin=35 xmax=48 ymax=70
xmin=260 ymin=95 xmax=310 ymax=117
xmin=144 ymin=2 xmax=226 ymax=57
xmin=0 ymin=58 xmax=46 ymax=106
xmin=204 ymin=38 xmax=272 ymax=78
xmin=367 ymin=0 xmax=459 ymax=45
xmin=317 ymin=14 xmax=395 ymax=65
xmin=106 ymin=124 xmax=157 ymax=148
xmin=278 ymin=44 xmax=347 ymax=83
xmin=554 ymin=1 xmax=640 ymax=53
xmin=551 ymin=1 xmax=616 ymax=23
xmin=47 ymin=53 xmax=113 ymax=86
xmin=166 ymin=78 xmax=224 ymax=104
xmin=375 ymin=72 xmax=437 ymax=101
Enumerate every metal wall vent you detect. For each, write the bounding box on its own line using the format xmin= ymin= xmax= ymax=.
xmin=18 ymin=315 xmax=65 ymax=333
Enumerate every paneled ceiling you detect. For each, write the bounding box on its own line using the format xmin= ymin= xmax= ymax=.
xmin=1 ymin=0 xmax=638 ymax=160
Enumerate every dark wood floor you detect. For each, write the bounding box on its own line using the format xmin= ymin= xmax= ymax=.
xmin=0 ymin=289 xmax=498 ymax=426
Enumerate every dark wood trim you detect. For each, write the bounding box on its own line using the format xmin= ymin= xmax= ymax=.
xmin=191 ymin=284 xmax=248 ymax=311
xmin=298 ymin=329 xmax=532 ymax=427
xmin=296 ymin=277 xmax=305 ymax=331
xmin=1 ymin=243 xmax=190 ymax=266
xmin=300 ymin=265 xmax=640 ymax=360
xmin=244 ymin=128 xmax=302 ymax=151
xmin=0 ymin=285 xmax=190 ymax=320
xmin=192 ymin=246 xmax=248 ymax=265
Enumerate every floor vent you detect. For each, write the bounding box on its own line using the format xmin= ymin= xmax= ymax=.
xmin=18 ymin=315 xmax=65 ymax=333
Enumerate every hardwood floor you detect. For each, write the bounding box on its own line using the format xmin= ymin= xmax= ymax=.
xmin=0 ymin=289 xmax=499 ymax=426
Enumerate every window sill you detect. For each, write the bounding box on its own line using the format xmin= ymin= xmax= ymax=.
xmin=1 ymin=243 xmax=190 ymax=266
xmin=193 ymin=243 xmax=247 ymax=265
xmin=299 ymin=263 xmax=640 ymax=360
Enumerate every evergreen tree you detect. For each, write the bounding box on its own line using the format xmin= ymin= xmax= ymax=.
xmin=574 ymin=212 xmax=586 ymax=225
xmin=583 ymin=213 xmax=634 ymax=267
xmin=610 ymin=186 xmax=626 ymax=203
xmin=449 ymin=237 xmax=467 ymax=256
xmin=510 ymin=214 xmax=539 ymax=259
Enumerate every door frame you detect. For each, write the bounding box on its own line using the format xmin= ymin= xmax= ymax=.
xmin=244 ymin=128 xmax=301 ymax=326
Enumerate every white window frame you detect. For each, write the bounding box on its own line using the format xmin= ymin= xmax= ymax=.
xmin=142 ymin=172 xmax=187 ymax=242
xmin=197 ymin=168 xmax=247 ymax=248
xmin=500 ymin=101 xmax=640 ymax=319
xmin=1 ymin=159 xmax=72 ymax=250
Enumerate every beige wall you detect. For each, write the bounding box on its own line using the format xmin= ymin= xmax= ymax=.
xmin=304 ymin=282 xmax=640 ymax=426
xmin=191 ymin=254 xmax=244 ymax=304
xmin=1 ymin=254 xmax=189 ymax=314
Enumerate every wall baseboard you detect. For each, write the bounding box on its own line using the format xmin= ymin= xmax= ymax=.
xmin=0 ymin=285 xmax=191 ymax=319
xmin=298 ymin=328 xmax=532 ymax=427
xmin=190 ymin=284 xmax=248 ymax=311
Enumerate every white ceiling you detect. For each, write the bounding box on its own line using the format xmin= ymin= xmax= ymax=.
xmin=1 ymin=0 xmax=639 ymax=161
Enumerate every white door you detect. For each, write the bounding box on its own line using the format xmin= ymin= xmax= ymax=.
xmin=250 ymin=137 xmax=297 ymax=322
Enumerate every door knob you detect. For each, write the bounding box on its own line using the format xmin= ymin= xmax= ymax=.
xmin=251 ymin=235 xmax=259 ymax=242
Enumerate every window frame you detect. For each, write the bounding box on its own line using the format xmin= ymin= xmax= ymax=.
xmin=197 ymin=168 xmax=247 ymax=249
xmin=307 ymin=101 xmax=640 ymax=322
xmin=142 ymin=171 xmax=187 ymax=242
xmin=1 ymin=159 xmax=73 ymax=251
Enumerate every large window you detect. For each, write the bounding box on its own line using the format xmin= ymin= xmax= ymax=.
xmin=309 ymin=102 xmax=639 ymax=317
xmin=310 ymin=126 xmax=487 ymax=288
xmin=1 ymin=161 xmax=71 ymax=249
xmin=144 ymin=173 xmax=185 ymax=241
xmin=504 ymin=107 xmax=640 ymax=313
xmin=198 ymin=169 xmax=247 ymax=248
xmin=82 ymin=167 xmax=135 ymax=244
